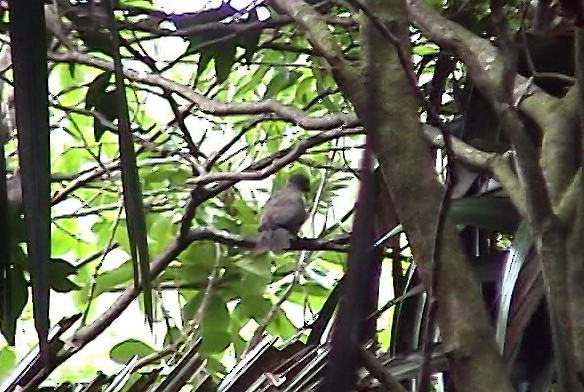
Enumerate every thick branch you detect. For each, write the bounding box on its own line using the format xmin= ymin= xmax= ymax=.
xmin=362 ymin=0 xmax=514 ymax=390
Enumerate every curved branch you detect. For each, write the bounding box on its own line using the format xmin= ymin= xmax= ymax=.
xmin=423 ymin=125 xmax=525 ymax=216
xmin=406 ymin=0 xmax=558 ymax=129
xmin=48 ymin=51 xmax=359 ymax=131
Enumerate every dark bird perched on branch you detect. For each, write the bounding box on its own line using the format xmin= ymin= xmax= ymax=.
xmin=254 ymin=174 xmax=310 ymax=254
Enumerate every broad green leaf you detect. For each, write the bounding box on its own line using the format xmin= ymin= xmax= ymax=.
xmin=266 ymin=309 xmax=297 ymax=339
xmin=112 ymin=220 xmax=132 ymax=254
xmin=206 ymin=354 xmax=228 ymax=375
xmin=264 ymin=70 xmax=302 ymax=99
xmin=179 ymin=241 xmax=218 ymax=272
xmin=181 ymin=290 xmax=202 ymax=322
xmin=295 ymin=77 xmax=315 ymax=105
xmin=0 ymin=346 xmax=16 ymax=379
xmin=287 ymin=282 xmax=330 ymax=309
xmin=199 ymin=329 xmax=231 ymax=355
xmin=159 ymin=265 xmax=209 ymax=287
xmin=147 ymin=213 xmax=176 ymax=254
xmin=228 ymin=256 xmax=273 ymax=296
xmin=413 ymin=44 xmax=439 ymax=56
xmin=200 ymin=294 xmax=230 ymax=331
xmin=234 ymin=295 xmax=271 ymax=321
xmin=109 ymin=338 xmax=156 ymax=364
xmin=94 ymin=262 xmax=134 ymax=296
xmin=230 ymin=198 xmax=258 ymax=224
xmin=52 ymin=147 xmax=93 ymax=174
xmin=52 ymin=225 xmax=83 ymax=257
xmin=231 ymin=331 xmax=247 ymax=357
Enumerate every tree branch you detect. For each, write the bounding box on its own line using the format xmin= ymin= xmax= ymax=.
xmin=49 ymin=51 xmax=360 ymax=131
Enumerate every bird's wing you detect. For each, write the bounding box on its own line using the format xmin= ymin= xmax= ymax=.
xmin=260 ymin=188 xmax=306 ymax=233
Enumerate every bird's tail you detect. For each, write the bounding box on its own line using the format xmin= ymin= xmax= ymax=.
xmin=253 ymin=228 xmax=291 ymax=254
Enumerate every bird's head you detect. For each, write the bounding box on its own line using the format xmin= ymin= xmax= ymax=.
xmin=287 ymin=174 xmax=311 ymax=193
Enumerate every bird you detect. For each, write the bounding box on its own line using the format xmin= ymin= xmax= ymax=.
xmin=254 ymin=174 xmax=310 ymax=254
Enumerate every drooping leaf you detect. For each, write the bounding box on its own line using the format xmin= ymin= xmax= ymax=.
xmin=49 ymin=258 xmax=81 ymax=293
xmin=105 ymin=1 xmax=153 ymax=327
xmin=239 ymin=9 xmax=261 ymax=63
xmin=229 ymin=255 xmax=272 ymax=297
xmin=85 ymin=71 xmax=113 ymax=111
xmin=8 ymin=0 xmax=51 ymax=355
xmin=181 ymin=292 xmax=232 ymax=355
xmin=264 ymin=70 xmax=302 ymax=99
xmin=85 ymin=72 xmax=116 ymax=141
xmin=214 ymin=39 xmax=237 ymax=84
xmin=179 ymin=240 xmax=218 ymax=271
xmin=0 ymin=261 xmax=28 ymax=345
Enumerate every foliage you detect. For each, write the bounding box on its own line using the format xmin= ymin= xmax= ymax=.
xmin=0 ymin=0 xmax=581 ymax=391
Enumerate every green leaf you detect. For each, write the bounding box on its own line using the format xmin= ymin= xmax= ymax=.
xmin=0 ymin=346 xmax=16 ymax=379
xmin=228 ymin=255 xmax=272 ymax=296
xmin=239 ymin=10 xmax=261 ymax=62
xmin=413 ymin=44 xmax=439 ymax=56
xmin=85 ymin=71 xmax=113 ymax=111
xmin=159 ymin=265 xmax=208 ymax=287
xmin=200 ymin=294 xmax=230 ymax=331
xmin=147 ymin=213 xmax=176 ymax=254
xmin=230 ymin=198 xmax=258 ymax=224
xmin=199 ymin=329 xmax=231 ymax=355
xmin=94 ymin=262 xmax=134 ymax=296
xmin=164 ymin=326 xmax=181 ymax=347
xmin=266 ymin=309 xmax=297 ymax=339
xmin=287 ymin=282 xmax=330 ymax=309
xmin=179 ymin=241 xmax=218 ymax=271
xmin=234 ymin=295 xmax=271 ymax=321
xmin=214 ymin=40 xmax=237 ymax=83
xmin=51 ymin=225 xmax=83 ymax=257
xmin=295 ymin=77 xmax=315 ymax=105
xmin=235 ymin=65 xmax=269 ymax=98
xmin=206 ymin=353 xmax=228 ymax=374
xmin=109 ymin=338 xmax=156 ymax=364
xmin=49 ymin=258 xmax=80 ymax=292
xmin=264 ymin=70 xmax=302 ymax=99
